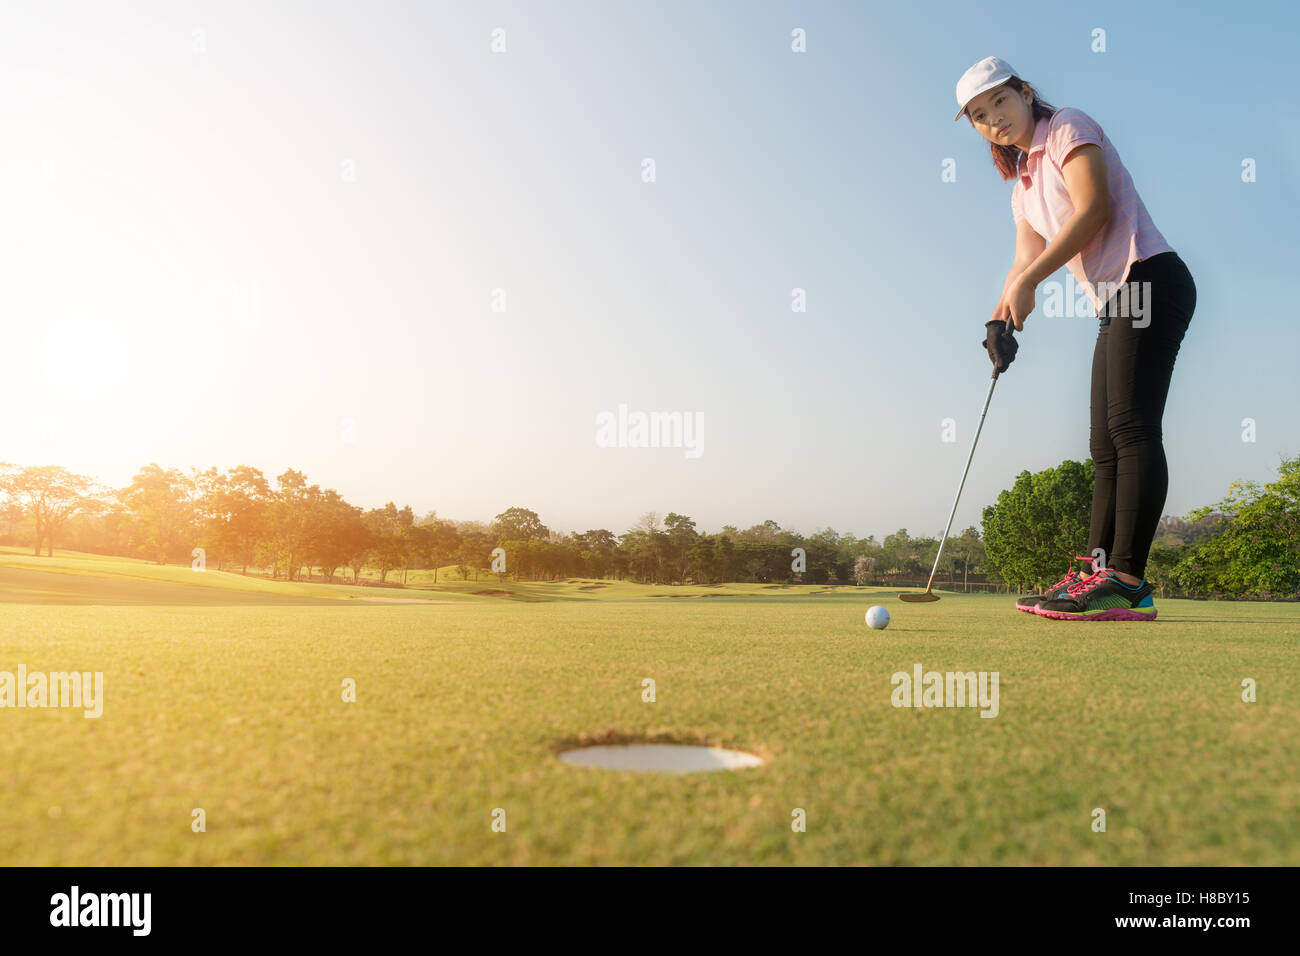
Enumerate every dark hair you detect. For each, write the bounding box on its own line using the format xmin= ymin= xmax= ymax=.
xmin=964 ymin=77 xmax=1057 ymax=181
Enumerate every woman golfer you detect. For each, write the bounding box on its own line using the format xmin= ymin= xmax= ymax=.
xmin=955 ymin=56 xmax=1196 ymax=621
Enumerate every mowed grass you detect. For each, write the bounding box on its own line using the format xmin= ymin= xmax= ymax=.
xmin=1 ymin=557 xmax=1297 ymax=865
xmin=0 ymin=547 xmax=478 ymax=605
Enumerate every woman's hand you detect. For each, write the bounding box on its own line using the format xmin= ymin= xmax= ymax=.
xmin=1005 ymin=274 xmax=1037 ymax=331
xmin=980 ymin=319 xmax=1019 ymax=373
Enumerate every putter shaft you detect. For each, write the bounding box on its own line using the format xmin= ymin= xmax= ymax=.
xmin=919 ymin=370 xmax=1000 ymax=595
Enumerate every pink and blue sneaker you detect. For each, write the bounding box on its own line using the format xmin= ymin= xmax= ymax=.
xmin=1015 ymin=556 xmax=1098 ymax=613
xmin=1035 ymin=566 xmax=1158 ymax=621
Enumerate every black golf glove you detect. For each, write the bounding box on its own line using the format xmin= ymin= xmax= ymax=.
xmin=981 ymin=319 xmax=1018 ymax=373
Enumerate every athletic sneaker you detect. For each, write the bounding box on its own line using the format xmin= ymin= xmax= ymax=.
xmin=1015 ymin=556 xmax=1098 ymax=613
xmin=1035 ymin=567 xmax=1157 ymax=621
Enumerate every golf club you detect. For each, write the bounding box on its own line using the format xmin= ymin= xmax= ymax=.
xmin=900 ymin=323 xmax=1013 ymax=603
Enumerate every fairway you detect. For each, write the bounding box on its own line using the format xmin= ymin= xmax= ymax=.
xmin=2 ymin=562 xmax=1296 ymax=866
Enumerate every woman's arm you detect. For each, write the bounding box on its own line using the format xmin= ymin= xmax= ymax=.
xmin=992 ymin=219 xmax=1047 ymax=322
xmin=1005 ymin=144 xmax=1111 ymax=328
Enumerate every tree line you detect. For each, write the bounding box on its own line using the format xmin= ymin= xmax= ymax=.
xmin=980 ymin=453 xmax=1300 ymax=600
xmin=0 ymin=462 xmax=985 ymax=586
xmin=2 ymin=452 xmax=1296 ymax=599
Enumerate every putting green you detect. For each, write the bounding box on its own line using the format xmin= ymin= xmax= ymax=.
xmin=1 ymin=560 xmax=1296 ymax=865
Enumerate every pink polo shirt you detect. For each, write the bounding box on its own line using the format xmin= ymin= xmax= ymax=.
xmin=1011 ymin=107 xmax=1173 ymax=317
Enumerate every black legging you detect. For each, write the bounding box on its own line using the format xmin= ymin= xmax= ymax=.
xmin=1088 ymin=251 xmax=1196 ymax=579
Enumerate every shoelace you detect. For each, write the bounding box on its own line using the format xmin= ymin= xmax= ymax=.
xmin=1066 ymin=566 xmax=1113 ymax=596
xmin=1049 ymin=556 xmax=1097 ymax=592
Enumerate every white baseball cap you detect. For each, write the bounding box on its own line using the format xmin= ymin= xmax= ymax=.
xmin=953 ymin=56 xmax=1018 ymax=121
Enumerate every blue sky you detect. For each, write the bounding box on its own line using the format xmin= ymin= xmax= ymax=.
xmin=3 ymin=0 xmax=1296 ymax=541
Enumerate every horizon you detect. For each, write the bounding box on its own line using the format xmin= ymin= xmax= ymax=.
xmin=0 ymin=452 xmax=1247 ymax=546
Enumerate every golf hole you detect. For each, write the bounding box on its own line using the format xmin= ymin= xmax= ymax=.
xmin=558 ymin=744 xmax=764 ymax=773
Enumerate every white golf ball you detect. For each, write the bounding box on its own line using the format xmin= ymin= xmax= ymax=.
xmin=865 ymin=605 xmax=891 ymax=630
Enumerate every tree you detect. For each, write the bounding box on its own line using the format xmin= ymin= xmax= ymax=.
xmin=688 ymin=535 xmax=717 ymax=583
xmin=492 ymin=507 xmax=549 ymax=543
xmin=347 ymin=521 xmax=377 ymax=584
xmin=1171 ymin=453 xmax=1300 ymax=598
xmin=804 ymin=527 xmax=844 ymax=584
xmin=0 ymin=501 xmax=24 ymax=542
xmin=573 ymin=529 xmax=617 ymax=579
xmin=0 ymin=464 xmax=104 ymax=556
xmin=421 ymin=518 xmax=461 ymax=584
xmin=620 ymin=527 xmax=667 ymax=583
xmin=195 ymin=465 xmax=271 ymax=573
xmin=499 ymin=538 xmax=541 ymax=580
xmin=713 ymin=534 xmax=735 ymax=583
xmin=881 ymin=529 xmax=927 ymax=576
xmin=981 ymin=460 xmax=1095 ymax=591
xmin=455 ymin=533 xmax=493 ymax=581
xmin=944 ymin=526 xmax=986 ymax=590
xmin=308 ymin=490 xmax=366 ymax=583
xmin=119 ymin=464 xmax=196 ymax=564
xmin=740 ymin=519 xmax=782 ymax=543
xmin=394 ymin=523 xmax=420 ymax=584
xmin=1145 ymin=544 xmax=1185 ymax=599
xmin=363 ymin=503 xmax=410 ymax=584
xmin=258 ymin=469 xmax=320 ymax=580
xmin=663 ymin=512 xmax=699 ymax=583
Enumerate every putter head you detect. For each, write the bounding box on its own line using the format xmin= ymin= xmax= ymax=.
xmin=898 ymin=592 xmax=940 ymax=603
